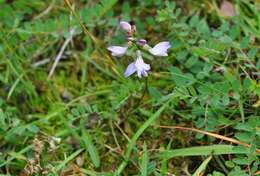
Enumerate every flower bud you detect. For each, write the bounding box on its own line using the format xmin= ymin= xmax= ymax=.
xmin=137 ymin=39 xmax=147 ymax=46
xmin=119 ymin=21 xmax=132 ymax=32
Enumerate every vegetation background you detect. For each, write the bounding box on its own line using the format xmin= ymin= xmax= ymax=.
xmin=0 ymin=0 xmax=260 ymax=175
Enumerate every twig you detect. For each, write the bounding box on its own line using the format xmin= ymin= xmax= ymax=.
xmin=32 ymin=58 xmax=51 ymax=67
xmin=33 ymin=0 xmax=55 ymax=20
xmin=64 ymin=0 xmax=97 ymax=44
xmin=63 ymin=0 xmax=121 ymax=79
xmin=47 ymin=28 xmax=75 ymax=79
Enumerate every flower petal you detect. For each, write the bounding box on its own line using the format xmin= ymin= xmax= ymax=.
xmin=135 ymin=57 xmax=150 ymax=71
xmin=119 ymin=21 xmax=131 ymax=32
xmin=124 ymin=62 xmax=136 ymax=77
xmin=137 ymin=70 xmax=142 ymax=78
xmin=141 ymin=70 xmax=148 ymax=77
xmin=149 ymin=41 xmax=171 ymax=56
xmin=107 ymin=46 xmax=127 ymax=57
xmin=134 ymin=51 xmax=150 ymax=78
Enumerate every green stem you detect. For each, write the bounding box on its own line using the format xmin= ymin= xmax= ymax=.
xmin=115 ymin=101 xmax=169 ymax=175
xmin=134 ymin=77 xmax=148 ymax=109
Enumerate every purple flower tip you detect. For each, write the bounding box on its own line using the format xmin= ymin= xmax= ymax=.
xmin=137 ymin=39 xmax=147 ymax=46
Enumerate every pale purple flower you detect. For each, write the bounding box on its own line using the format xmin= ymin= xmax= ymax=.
xmin=149 ymin=41 xmax=171 ymax=56
xmin=107 ymin=46 xmax=127 ymax=57
xmin=124 ymin=50 xmax=150 ymax=78
xmin=120 ymin=21 xmax=132 ymax=32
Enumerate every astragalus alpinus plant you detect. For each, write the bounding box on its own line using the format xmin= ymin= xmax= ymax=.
xmin=107 ymin=21 xmax=171 ymax=78
xmin=107 ymin=20 xmax=171 ymax=175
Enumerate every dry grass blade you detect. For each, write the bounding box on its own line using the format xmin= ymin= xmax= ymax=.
xmin=63 ymin=0 xmax=98 ymax=44
xmin=63 ymin=0 xmax=121 ymax=78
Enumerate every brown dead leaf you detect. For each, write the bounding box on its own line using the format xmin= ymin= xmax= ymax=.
xmin=220 ymin=0 xmax=236 ymax=17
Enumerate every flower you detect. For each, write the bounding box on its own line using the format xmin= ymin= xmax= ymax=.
xmin=107 ymin=46 xmax=128 ymax=57
xmin=124 ymin=50 xmax=150 ymax=78
xmin=119 ymin=21 xmax=132 ymax=32
xmin=148 ymin=41 xmax=171 ymax=56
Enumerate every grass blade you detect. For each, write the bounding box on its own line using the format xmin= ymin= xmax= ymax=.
xmin=55 ymin=149 xmax=83 ymax=172
xmin=161 ymin=145 xmax=248 ymax=159
xmin=192 ymin=155 xmax=212 ymax=176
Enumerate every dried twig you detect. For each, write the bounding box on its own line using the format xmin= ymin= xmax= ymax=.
xmin=47 ymin=28 xmax=75 ymax=79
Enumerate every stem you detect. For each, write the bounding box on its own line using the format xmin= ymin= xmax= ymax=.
xmin=134 ymin=77 xmax=148 ymax=110
xmin=115 ymin=101 xmax=169 ymax=175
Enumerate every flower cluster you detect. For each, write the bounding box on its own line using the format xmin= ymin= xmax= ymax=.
xmin=107 ymin=21 xmax=171 ymax=78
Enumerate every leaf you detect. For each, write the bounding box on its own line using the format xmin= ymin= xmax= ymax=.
xmin=140 ymin=143 xmax=149 ymax=176
xmin=82 ymin=0 xmax=118 ymax=22
xmin=233 ymin=157 xmax=250 ymax=165
xmin=247 ymin=47 xmax=258 ymax=59
xmin=0 ymin=145 xmax=33 ymax=168
xmin=185 ymin=56 xmax=199 ymax=68
xmin=229 ymin=25 xmax=240 ymax=40
xmin=161 ymin=145 xmax=247 ymax=159
xmin=235 ymin=123 xmax=254 ymax=132
xmin=148 ymin=86 xmax=162 ymax=100
xmin=235 ymin=132 xmax=253 ymax=143
xmin=160 ymin=141 xmax=171 ymax=175
xmin=170 ymin=67 xmax=196 ymax=87
xmin=81 ymin=129 xmax=100 ymax=168
xmin=196 ymin=19 xmax=210 ymax=36
xmin=240 ymin=36 xmax=250 ymax=49
xmin=192 ymin=46 xmax=219 ymax=58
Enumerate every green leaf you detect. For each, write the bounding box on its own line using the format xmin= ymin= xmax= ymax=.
xmin=240 ymin=36 xmax=250 ymax=49
xmin=196 ymin=19 xmax=210 ymax=36
xmin=235 ymin=132 xmax=253 ymax=143
xmin=161 ymin=145 xmax=247 ymax=159
xmin=247 ymin=47 xmax=258 ymax=59
xmin=185 ymin=56 xmax=199 ymax=68
xmin=170 ymin=67 xmax=196 ymax=86
xmin=82 ymin=0 xmax=118 ymax=22
xmin=229 ymin=25 xmax=240 ymax=40
xmin=81 ymin=129 xmax=100 ymax=168
xmin=233 ymin=157 xmax=249 ymax=165
xmin=225 ymin=161 xmax=235 ymax=168
xmin=140 ymin=143 xmax=149 ymax=176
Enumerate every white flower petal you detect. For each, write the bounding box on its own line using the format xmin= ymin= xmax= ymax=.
xmin=134 ymin=51 xmax=150 ymax=78
xmin=107 ymin=46 xmax=127 ymax=57
xmin=119 ymin=21 xmax=131 ymax=32
xmin=137 ymin=70 xmax=142 ymax=78
xmin=142 ymin=70 xmax=148 ymax=77
xmin=124 ymin=50 xmax=151 ymax=78
xmin=124 ymin=62 xmax=136 ymax=77
xmin=135 ymin=57 xmax=150 ymax=71
xmin=149 ymin=41 xmax=171 ymax=56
